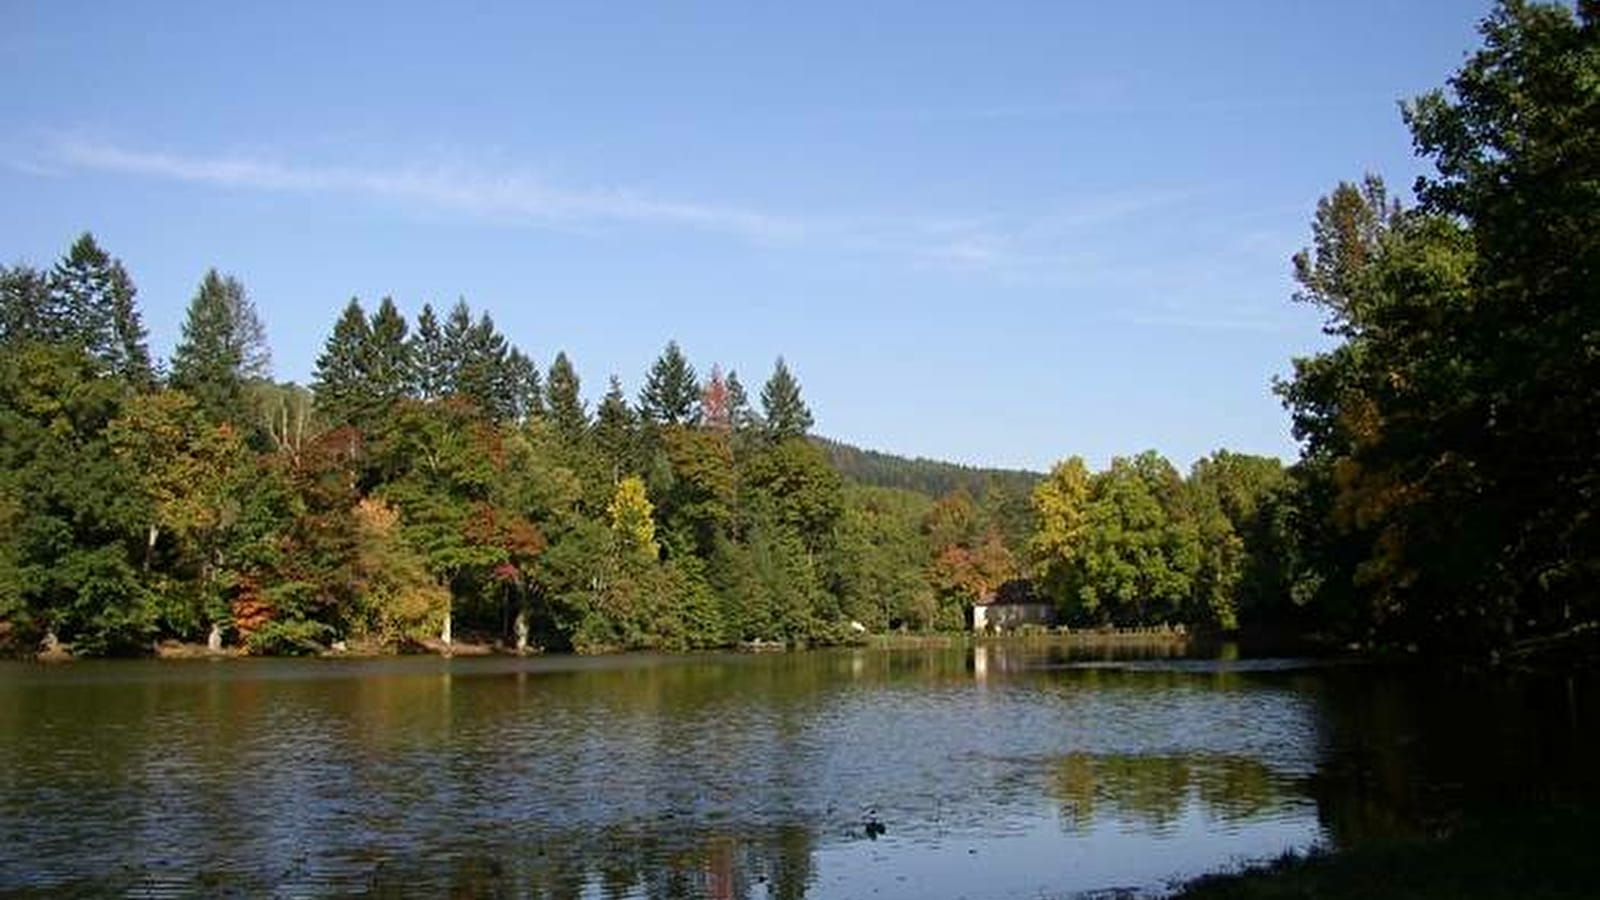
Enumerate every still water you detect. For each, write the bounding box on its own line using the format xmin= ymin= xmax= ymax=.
xmin=0 ymin=642 xmax=1594 ymax=898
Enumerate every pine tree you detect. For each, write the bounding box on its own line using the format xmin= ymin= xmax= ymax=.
xmin=725 ymin=369 xmax=760 ymax=432
xmin=364 ymin=297 xmax=414 ymax=408
xmin=170 ymin=270 xmax=271 ymax=423
xmin=410 ymin=303 xmax=450 ymax=400
xmin=44 ymin=234 xmax=152 ymax=383
xmin=505 ymin=348 xmax=543 ymax=422
xmin=638 ymin=340 xmax=699 ymax=426
xmin=441 ymin=299 xmax=474 ymax=383
xmin=593 ymin=375 xmax=638 ymax=480
xmin=760 ymin=356 xmax=813 ymax=440
xmin=311 ymin=298 xmax=371 ymax=426
xmin=46 ymin=233 xmax=115 ymax=352
xmin=105 ymin=262 xmax=153 ymax=387
xmin=545 ymin=351 xmax=588 ymax=439
xmin=442 ymin=301 xmax=513 ymax=421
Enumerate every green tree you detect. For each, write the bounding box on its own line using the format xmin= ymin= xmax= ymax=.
xmin=638 ymin=340 xmax=698 ymax=426
xmin=545 ymin=351 xmax=588 ymax=440
xmin=760 ymin=356 xmax=813 ymax=441
xmin=364 ymin=297 xmax=415 ymax=410
xmin=410 ymin=303 xmax=450 ymax=400
xmin=1032 ymin=453 xmax=1199 ymax=626
xmin=0 ymin=343 xmax=152 ymax=653
xmin=310 ymin=298 xmax=372 ymax=427
xmin=593 ymin=375 xmax=639 ymax=481
xmin=1031 ymin=457 xmax=1093 ymax=609
xmin=441 ymin=301 xmax=516 ymax=421
xmin=47 ymin=233 xmax=152 ymax=384
xmin=170 ymin=269 xmax=271 ymax=424
xmin=1185 ymin=452 xmax=1294 ymax=629
xmin=505 ymin=348 xmax=543 ymax=423
xmin=0 ymin=264 xmax=49 ymax=346
xmin=827 ymin=486 xmax=934 ymax=631
xmin=108 ymin=390 xmax=254 ymax=642
xmin=726 ymin=369 xmax=760 ymax=430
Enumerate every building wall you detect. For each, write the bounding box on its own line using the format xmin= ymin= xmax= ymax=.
xmin=972 ymin=603 xmax=1054 ymax=632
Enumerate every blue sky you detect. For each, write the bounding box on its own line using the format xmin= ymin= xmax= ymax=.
xmin=1 ymin=1 xmax=1489 ymax=471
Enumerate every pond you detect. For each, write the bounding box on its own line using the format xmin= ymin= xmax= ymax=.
xmin=0 ymin=641 xmax=1595 ymax=898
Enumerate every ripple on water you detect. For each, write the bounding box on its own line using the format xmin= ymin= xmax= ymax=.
xmin=4 ymin=647 xmax=1586 ymax=898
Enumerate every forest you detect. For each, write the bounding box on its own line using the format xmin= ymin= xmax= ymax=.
xmin=1 ymin=0 xmax=1595 ymax=661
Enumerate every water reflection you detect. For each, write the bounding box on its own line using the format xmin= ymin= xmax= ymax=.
xmin=0 ymin=646 xmax=1593 ymax=898
xmin=1050 ymin=753 xmax=1299 ymax=834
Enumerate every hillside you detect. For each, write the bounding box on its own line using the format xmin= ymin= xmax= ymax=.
xmin=811 ymin=436 xmax=1042 ymax=499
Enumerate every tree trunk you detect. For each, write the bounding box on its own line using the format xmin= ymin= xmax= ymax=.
xmin=514 ymin=606 xmax=529 ymax=653
xmin=206 ymin=622 xmax=223 ymax=653
xmin=440 ymin=597 xmax=453 ymax=651
xmin=144 ymin=524 xmax=159 ymax=573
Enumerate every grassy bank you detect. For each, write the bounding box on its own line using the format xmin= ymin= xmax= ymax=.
xmin=1171 ymin=807 xmax=1600 ymax=899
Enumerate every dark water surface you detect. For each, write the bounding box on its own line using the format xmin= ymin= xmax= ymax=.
xmin=1 ymin=642 xmax=1595 ymax=898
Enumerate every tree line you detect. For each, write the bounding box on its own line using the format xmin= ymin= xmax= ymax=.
xmin=2 ymin=0 xmax=1590 ymax=659
xmin=0 ymin=232 xmax=1297 ymax=656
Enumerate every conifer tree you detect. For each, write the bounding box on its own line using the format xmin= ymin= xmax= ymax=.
xmin=545 ymin=351 xmax=588 ymax=439
xmin=505 ymin=348 xmax=543 ymax=422
xmin=311 ymin=298 xmax=371 ymax=426
xmin=46 ymin=233 xmax=114 ymax=350
xmin=364 ymin=297 xmax=414 ymax=408
xmin=170 ymin=269 xmax=270 ymax=423
xmin=638 ymin=340 xmax=698 ymax=426
xmin=593 ymin=375 xmax=638 ymax=480
xmin=725 ymin=369 xmax=759 ymax=432
xmin=441 ymin=301 xmax=514 ymax=420
xmin=46 ymin=234 xmax=152 ymax=383
xmin=760 ymin=356 xmax=813 ymax=440
xmin=410 ymin=303 xmax=450 ymax=400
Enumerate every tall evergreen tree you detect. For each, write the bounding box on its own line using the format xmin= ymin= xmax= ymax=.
xmin=441 ymin=301 xmax=514 ymax=421
xmin=410 ymin=303 xmax=450 ymax=400
xmin=505 ymin=348 xmax=543 ymax=422
xmin=46 ymin=233 xmax=114 ymax=350
xmin=105 ymin=264 xmax=152 ymax=387
xmin=310 ymin=298 xmax=371 ymax=427
xmin=638 ymin=340 xmax=698 ymax=426
xmin=593 ymin=375 xmax=639 ymax=481
xmin=364 ymin=297 xmax=414 ymax=408
xmin=760 ymin=356 xmax=813 ymax=440
xmin=725 ymin=368 xmax=758 ymax=432
xmin=45 ymin=234 xmax=152 ymax=383
xmin=170 ymin=270 xmax=270 ymax=423
xmin=545 ymin=351 xmax=588 ymax=439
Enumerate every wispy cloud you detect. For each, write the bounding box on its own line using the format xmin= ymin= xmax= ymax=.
xmin=49 ymin=138 xmax=804 ymax=242
xmin=22 ymin=136 xmax=1208 ymax=287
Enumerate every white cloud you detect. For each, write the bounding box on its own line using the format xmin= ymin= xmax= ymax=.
xmin=50 ymin=138 xmax=804 ymax=242
xmin=28 ymin=136 xmax=1208 ymax=287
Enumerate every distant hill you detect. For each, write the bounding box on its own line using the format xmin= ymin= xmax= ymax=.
xmin=811 ymin=436 xmax=1043 ymax=499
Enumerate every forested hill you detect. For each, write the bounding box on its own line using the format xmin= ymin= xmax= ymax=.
xmin=811 ymin=436 xmax=1041 ymax=498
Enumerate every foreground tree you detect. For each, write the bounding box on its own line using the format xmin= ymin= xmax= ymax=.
xmin=1279 ymin=1 xmax=1600 ymax=650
